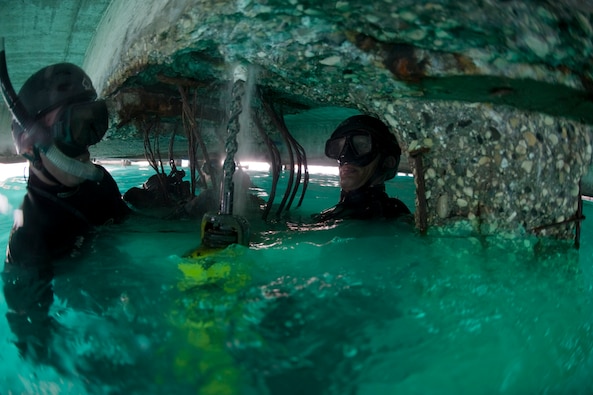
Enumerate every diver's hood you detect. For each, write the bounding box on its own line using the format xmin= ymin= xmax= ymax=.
xmin=0 ymin=38 xmax=102 ymax=182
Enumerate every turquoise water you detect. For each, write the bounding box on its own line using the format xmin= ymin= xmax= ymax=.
xmin=0 ymin=162 xmax=593 ymax=394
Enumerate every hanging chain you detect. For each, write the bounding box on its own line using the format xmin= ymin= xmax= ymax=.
xmin=220 ymin=67 xmax=247 ymax=214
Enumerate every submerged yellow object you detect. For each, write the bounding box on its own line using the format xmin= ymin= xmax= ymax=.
xmin=169 ymin=244 xmax=254 ymax=393
xmin=177 ymin=242 xmax=252 ymax=293
xmin=182 ymin=243 xmax=221 ymax=259
xmin=177 ymin=259 xmax=231 ymax=289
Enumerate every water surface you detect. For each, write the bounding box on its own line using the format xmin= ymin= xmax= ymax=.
xmin=0 ymin=162 xmax=592 ymax=395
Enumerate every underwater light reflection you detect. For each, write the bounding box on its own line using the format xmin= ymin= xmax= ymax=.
xmin=0 ymin=162 xmax=27 ymax=180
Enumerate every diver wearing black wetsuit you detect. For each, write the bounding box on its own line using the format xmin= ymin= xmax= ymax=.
xmin=315 ymin=183 xmax=410 ymax=221
xmin=313 ymin=114 xmax=411 ymax=222
xmin=6 ymin=166 xmax=129 ymax=267
xmin=0 ymin=58 xmax=129 ymax=361
xmin=4 ymin=165 xmax=129 ymax=359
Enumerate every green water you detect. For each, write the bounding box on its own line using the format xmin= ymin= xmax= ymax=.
xmin=0 ymin=162 xmax=592 ymax=395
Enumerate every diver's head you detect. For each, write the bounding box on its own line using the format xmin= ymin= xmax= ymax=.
xmin=325 ymin=114 xmax=402 ymax=191
xmin=5 ymin=62 xmax=108 ymax=183
xmin=12 ymin=63 xmax=107 ymax=157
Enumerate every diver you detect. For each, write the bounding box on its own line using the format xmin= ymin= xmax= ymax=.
xmin=313 ymin=114 xmax=411 ymax=221
xmin=0 ymin=58 xmax=130 ymax=363
xmin=123 ymin=161 xmax=191 ymax=217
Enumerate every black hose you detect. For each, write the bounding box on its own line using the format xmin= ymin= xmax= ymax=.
xmin=291 ymin=135 xmax=309 ymax=208
xmin=279 ymin=113 xmax=309 ymax=209
xmin=262 ymin=99 xmax=295 ymax=216
xmin=0 ymin=38 xmax=36 ymax=139
xmin=253 ymin=108 xmax=281 ymax=221
xmin=262 ymin=98 xmax=310 ymax=214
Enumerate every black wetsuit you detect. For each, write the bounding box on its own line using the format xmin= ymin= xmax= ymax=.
xmin=2 ymin=165 xmax=130 ymax=359
xmin=313 ymin=184 xmax=410 ymax=221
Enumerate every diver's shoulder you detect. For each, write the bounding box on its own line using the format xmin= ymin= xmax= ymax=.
xmin=385 ymin=196 xmax=411 ymax=215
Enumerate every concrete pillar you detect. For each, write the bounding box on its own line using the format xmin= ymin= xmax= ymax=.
xmin=380 ymin=99 xmax=592 ymax=239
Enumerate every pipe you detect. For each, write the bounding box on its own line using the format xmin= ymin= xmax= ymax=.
xmin=0 ymin=38 xmax=34 ymax=134
xmin=43 ymin=144 xmax=103 ymax=181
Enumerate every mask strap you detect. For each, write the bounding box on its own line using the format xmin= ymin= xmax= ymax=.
xmin=27 ymin=147 xmax=60 ymax=185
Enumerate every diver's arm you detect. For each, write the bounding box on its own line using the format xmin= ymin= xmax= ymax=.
xmin=3 ymin=224 xmax=56 ymax=361
xmin=95 ymin=165 xmax=131 ymax=223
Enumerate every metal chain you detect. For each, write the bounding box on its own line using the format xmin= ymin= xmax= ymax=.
xmin=220 ymin=77 xmax=245 ymax=214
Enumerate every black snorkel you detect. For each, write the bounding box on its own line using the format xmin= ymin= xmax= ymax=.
xmin=0 ymin=37 xmax=39 ymax=148
xmin=0 ymin=38 xmax=102 ymax=181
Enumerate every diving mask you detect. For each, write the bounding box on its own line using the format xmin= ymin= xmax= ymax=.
xmin=50 ymin=100 xmax=108 ymax=157
xmin=325 ymin=131 xmax=376 ymax=167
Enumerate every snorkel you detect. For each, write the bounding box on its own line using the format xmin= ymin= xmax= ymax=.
xmin=0 ymin=38 xmax=38 ymax=147
xmin=0 ymin=38 xmax=103 ymax=182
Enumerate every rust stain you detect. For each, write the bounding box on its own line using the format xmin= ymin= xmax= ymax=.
xmin=383 ymin=43 xmax=428 ymax=82
xmin=453 ymin=53 xmax=478 ymax=74
xmin=351 ymin=32 xmax=379 ymax=51
xmin=111 ymin=88 xmax=182 ymax=126
xmin=346 ymin=33 xmax=426 ymax=82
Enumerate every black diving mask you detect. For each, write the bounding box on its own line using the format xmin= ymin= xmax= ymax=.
xmin=325 ymin=131 xmax=376 ymax=167
xmin=50 ymin=100 xmax=108 ymax=157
